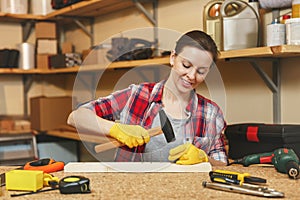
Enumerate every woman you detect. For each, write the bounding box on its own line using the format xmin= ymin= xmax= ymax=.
xmin=67 ymin=30 xmax=228 ymax=166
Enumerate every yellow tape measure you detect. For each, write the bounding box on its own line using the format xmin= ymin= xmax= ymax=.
xmin=59 ymin=176 xmax=91 ymax=194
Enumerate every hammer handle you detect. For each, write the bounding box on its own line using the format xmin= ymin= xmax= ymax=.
xmin=94 ymin=127 xmax=163 ymax=153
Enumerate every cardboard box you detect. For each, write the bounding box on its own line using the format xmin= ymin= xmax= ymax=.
xmin=36 ymin=54 xmax=51 ymax=69
xmin=81 ymin=47 xmax=109 ymax=65
xmin=36 ymin=39 xmax=58 ymax=54
xmin=14 ymin=120 xmax=31 ymax=131
xmin=61 ymin=42 xmax=74 ymax=54
xmin=35 ymin=22 xmax=57 ymax=39
xmin=30 ymin=96 xmax=73 ymax=131
xmin=0 ymin=119 xmax=14 ymax=132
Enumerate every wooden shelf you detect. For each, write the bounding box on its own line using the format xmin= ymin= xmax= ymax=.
xmin=0 ymin=56 xmax=170 ymax=75
xmin=2 ymin=45 xmax=300 ymax=75
xmin=45 ymin=0 xmax=135 ymax=19
xmin=0 ymin=0 xmax=135 ymax=23
xmin=219 ymin=45 xmax=300 ymax=60
xmin=219 ymin=46 xmax=274 ymax=59
xmin=271 ymin=45 xmax=300 ymax=57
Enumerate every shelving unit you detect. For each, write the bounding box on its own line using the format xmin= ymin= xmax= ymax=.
xmin=0 ymin=0 xmax=159 ymax=116
xmin=1 ymin=45 xmax=300 ymax=74
xmin=0 ymin=0 xmax=136 ymax=22
xmin=1 ymin=0 xmax=158 ymax=45
xmin=1 ymin=0 xmax=300 ymax=123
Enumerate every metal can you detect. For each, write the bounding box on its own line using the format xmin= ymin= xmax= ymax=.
xmin=266 ymin=23 xmax=286 ymax=46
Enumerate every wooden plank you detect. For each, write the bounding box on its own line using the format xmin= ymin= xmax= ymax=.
xmin=83 ymin=1 xmax=134 ymax=17
xmin=271 ymin=45 xmax=300 ymax=56
xmin=0 ymin=130 xmax=32 ymax=134
xmin=0 ymin=57 xmax=170 ymax=75
xmin=0 ymin=0 xmax=134 ymax=21
xmin=3 ymin=45 xmax=300 ymax=75
xmin=64 ymin=161 xmax=212 ymax=172
xmin=219 ymin=46 xmax=273 ymax=59
xmin=0 ymin=68 xmax=42 ymax=74
xmin=67 ymin=0 xmax=133 ymax=16
xmin=43 ymin=0 xmax=95 ymax=19
xmin=44 ymin=0 xmax=134 ymax=19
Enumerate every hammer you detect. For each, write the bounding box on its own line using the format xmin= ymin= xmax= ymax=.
xmin=94 ymin=110 xmax=175 ymax=153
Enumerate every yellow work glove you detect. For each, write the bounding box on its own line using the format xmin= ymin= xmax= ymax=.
xmin=109 ymin=123 xmax=150 ymax=148
xmin=168 ymin=143 xmax=208 ymax=165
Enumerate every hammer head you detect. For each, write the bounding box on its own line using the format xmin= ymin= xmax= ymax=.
xmin=158 ymin=109 xmax=176 ymax=143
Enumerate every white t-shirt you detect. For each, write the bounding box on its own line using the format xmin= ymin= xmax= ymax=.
xmin=144 ymin=112 xmax=190 ymax=162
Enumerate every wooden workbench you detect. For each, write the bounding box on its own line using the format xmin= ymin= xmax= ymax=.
xmin=0 ymin=164 xmax=299 ymax=199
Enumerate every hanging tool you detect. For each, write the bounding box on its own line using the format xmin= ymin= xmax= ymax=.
xmin=209 ymin=170 xmax=266 ymax=185
xmin=202 ymin=181 xmax=284 ymax=198
xmin=94 ymin=109 xmax=176 ymax=153
xmin=230 ymin=148 xmax=300 ymax=179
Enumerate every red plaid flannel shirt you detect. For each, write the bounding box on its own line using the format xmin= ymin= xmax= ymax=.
xmin=82 ymin=81 xmax=227 ymax=163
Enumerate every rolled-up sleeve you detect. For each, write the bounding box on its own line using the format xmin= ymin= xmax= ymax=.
xmin=194 ymin=103 xmax=227 ymax=164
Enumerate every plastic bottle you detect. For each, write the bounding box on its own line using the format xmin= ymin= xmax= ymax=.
xmin=221 ymin=0 xmax=259 ymax=50
xmin=266 ymin=19 xmax=286 ymax=46
xmin=292 ymin=0 xmax=300 ymax=18
xmin=281 ymin=14 xmax=291 ymax=24
xmin=248 ymin=0 xmax=260 ymax=17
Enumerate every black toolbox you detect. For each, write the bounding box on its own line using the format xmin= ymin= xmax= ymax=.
xmin=224 ymin=123 xmax=300 ymax=159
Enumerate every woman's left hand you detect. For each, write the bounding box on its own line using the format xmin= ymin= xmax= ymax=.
xmin=168 ymin=143 xmax=208 ymax=165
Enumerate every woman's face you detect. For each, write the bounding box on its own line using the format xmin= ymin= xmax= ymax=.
xmin=169 ymin=46 xmax=213 ymax=94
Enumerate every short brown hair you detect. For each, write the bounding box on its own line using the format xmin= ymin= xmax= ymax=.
xmin=175 ymin=30 xmax=219 ymax=62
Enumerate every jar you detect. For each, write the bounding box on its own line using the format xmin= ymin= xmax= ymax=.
xmin=285 ymin=18 xmax=300 ymax=45
xmin=292 ymin=0 xmax=300 ymax=18
xmin=267 ymin=20 xmax=286 ymax=46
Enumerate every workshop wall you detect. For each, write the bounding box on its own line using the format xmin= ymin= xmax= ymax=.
xmin=64 ymin=0 xmax=279 ymax=124
xmin=0 ymin=0 xmax=300 ymax=125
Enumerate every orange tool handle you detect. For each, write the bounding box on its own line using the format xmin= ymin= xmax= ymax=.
xmin=94 ymin=127 xmax=163 ymax=153
xmin=24 ymin=158 xmax=65 ymax=173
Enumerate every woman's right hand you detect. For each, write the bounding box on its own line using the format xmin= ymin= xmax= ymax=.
xmin=109 ymin=123 xmax=150 ymax=148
